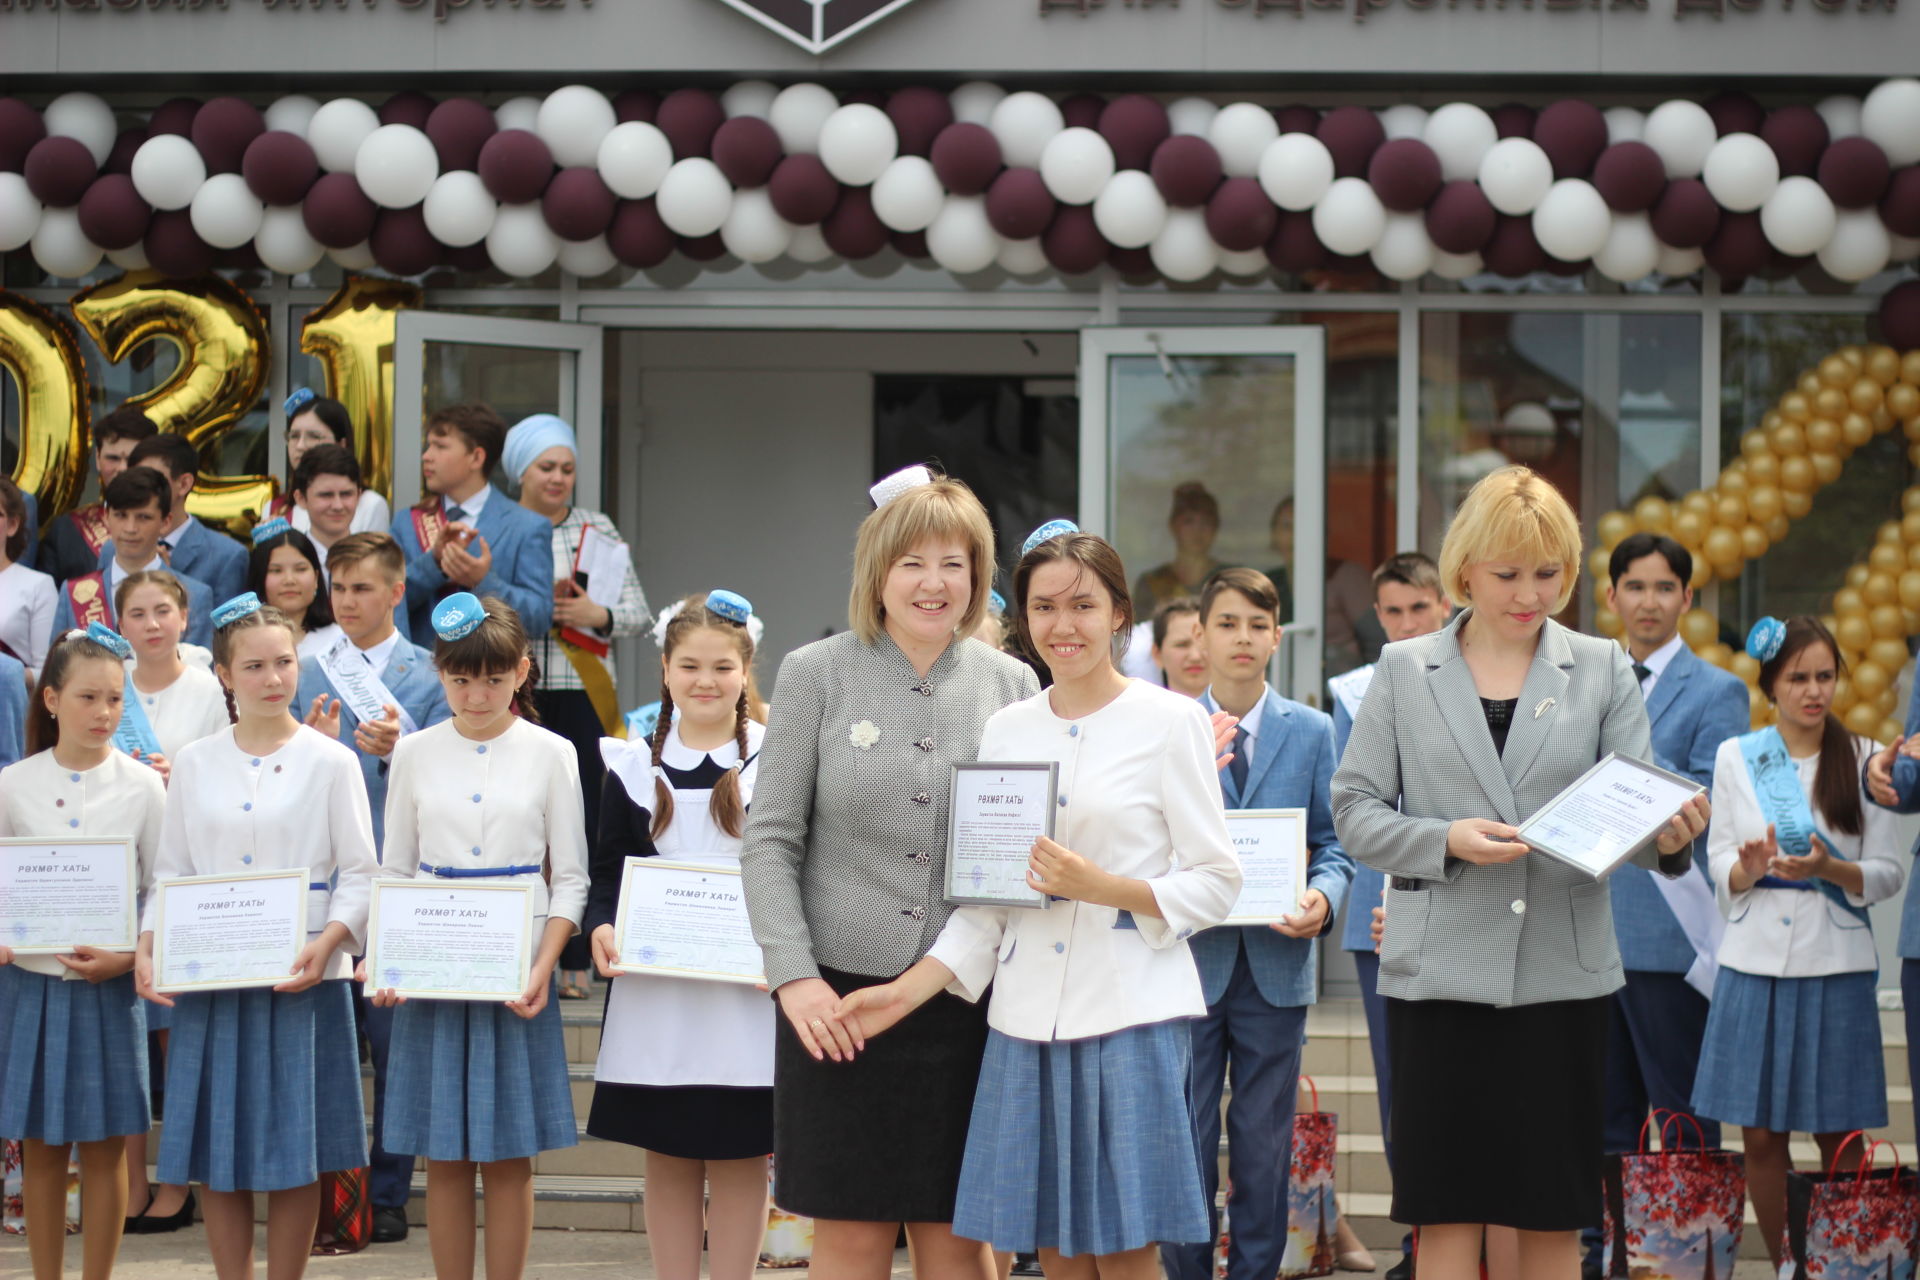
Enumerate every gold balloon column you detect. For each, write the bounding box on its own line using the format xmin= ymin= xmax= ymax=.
xmin=0 ymin=294 xmax=91 ymax=517
xmin=298 ymin=276 xmax=421 ymax=504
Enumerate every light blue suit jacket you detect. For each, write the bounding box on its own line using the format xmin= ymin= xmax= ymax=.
xmin=390 ymin=491 xmax=553 ymax=644
xmin=1332 ymin=671 xmax=1387 ymax=952
xmin=51 ymin=558 xmax=215 ymax=650
xmin=1608 ymin=643 xmax=1749 ymax=972
xmin=103 ymin=516 xmax=247 ymax=606
xmin=1874 ymin=673 xmax=1920 ymax=958
xmin=0 ymin=653 xmax=26 ymax=769
xmin=296 ymin=637 xmax=450 ymax=852
xmin=1190 ymin=686 xmax=1354 ymax=1008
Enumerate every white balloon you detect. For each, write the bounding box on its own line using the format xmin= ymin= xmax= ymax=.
xmin=557 ymin=235 xmax=620 ymax=278
xmin=1477 ymin=137 xmax=1554 ymax=216
xmin=785 ymin=223 xmax=835 ymax=263
xmin=1891 ymin=232 xmax=1920 ymax=264
xmin=769 ymin=83 xmax=840 ymax=155
xmin=1166 ymin=97 xmax=1218 ymax=140
xmin=1654 ymin=243 xmax=1705 ymax=277
xmin=355 ymin=124 xmax=439 ymax=210
xmin=264 ymin=95 xmax=322 ymax=138
xmin=1422 ymin=103 xmax=1497 ymax=183
xmin=329 ymin=241 xmax=378 ymax=270
xmin=1092 ymin=169 xmax=1169 ymax=249
xmin=494 ymin=96 xmax=542 ymax=134
xmin=1642 ymin=100 xmax=1718 ymax=178
xmin=1208 ymin=103 xmax=1279 ymax=180
xmin=1700 ymin=133 xmax=1779 ymax=213
xmin=1370 ymin=212 xmax=1434 ymax=281
xmin=43 ymin=92 xmax=116 ymax=166
xmin=1816 ymin=95 xmax=1863 ymax=141
xmin=1862 ymin=79 xmax=1920 ymax=167
xmin=29 ymin=207 xmax=100 ymax=278
xmin=1818 ymin=208 xmax=1892 ymax=282
xmin=1258 ymin=133 xmax=1334 ymax=211
xmin=0 ymin=173 xmax=43 ymax=252
xmin=1039 ymin=128 xmax=1116 ymax=206
xmin=721 ymin=81 xmax=779 ymax=120
xmin=486 ymin=202 xmax=559 ymax=277
xmin=1430 ymin=248 xmax=1484 ymax=280
xmin=130 ymin=134 xmax=207 ymax=211
xmin=1217 ymin=246 xmax=1270 ymax=277
xmin=996 ymin=236 xmax=1049 ymax=276
xmin=872 ymin=156 xmax=946 ymax=232
xmin=818 ymin=104 xmax=899 ymax=187
xmin=255 ymin=205 xmax=326 ymax=274
xmin=654 ymin=158 xmax=734 ymax=238
xmin=989 ymin=92 xmax=1065 ymax=170
xmin=949 ymin=82 xmax=1007 ymax=128
xmin=1604 ymin=107 xmax=1646 ymax=144
xmin=1760 ymin=176 xmax=1838 ymax=256
xmin=1312 ymin=178 xmax=1387 ymax=255
xmin=597 ymin=122 xmax=674 ymax=200
xmin=926 ymin=194 xmax=1000 ymax=274
xmin=188 ymin=173 xmax=263 ymax=249
xmin=1149 ymin=207 xmax=1218 ymax=282
xmin=1532 ymin=179 xmax=1609 ymax=262
xmin=1378 ymin=104 xmax=1429 ymax=142
xmin=537 ymin=85 xmax=617 ymax=169
xmin=308 ymin=98 xmax=381 ymax=174
xmin=422 ymin=171 xmax=498 ymax=247
xmin=720 ymin=187 xmax=793 ymax=264
xmin=105 ymin=242 xmax=150 ymax=271
xmin=1593 ymin=213 xmax=1660 ymax=282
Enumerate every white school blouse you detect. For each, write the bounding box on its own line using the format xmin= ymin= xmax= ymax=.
xmin=144 ymin=725 xmax=378 ymax=980
xmin=927 ymin=679 xmax=1242 ymax=1042
xmin=126 ymin=663 xmax=229 ymax=758
xmin=0 ymin=560 xmax=56 ymax=677
xmin=0 ymin=750 xmax=165 ymax=980
xmin=380 ymin=717 xmax=590 ymax=932
xmin=297 ymin=624 xmax=346 ymax=663
xmin=1707 ymin=733 xmax=1904 ymax=979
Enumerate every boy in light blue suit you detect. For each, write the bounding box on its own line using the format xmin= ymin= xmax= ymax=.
xmin=389 ymin=403 xmax=553 ymax=644
xmin=50 ymin=467 xmax=217 ymax=650
xmin=121 ymin=433 xmax=250 ymax=603
xmin=1163 ymin=568 xmax=1353 ymax=1280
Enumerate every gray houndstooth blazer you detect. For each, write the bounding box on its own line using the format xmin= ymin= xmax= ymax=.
xmin=1331 ymin=610 xmax=1693 ymax=1008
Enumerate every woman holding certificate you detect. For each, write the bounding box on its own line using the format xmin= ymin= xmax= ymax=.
xmin=0 ymin=625 xmax=165 ymax=1280
xmin=1329 ymin=467 xmax=1708 ymax=1280
xmin=134 ymin=592 xmax=379 ymax=1280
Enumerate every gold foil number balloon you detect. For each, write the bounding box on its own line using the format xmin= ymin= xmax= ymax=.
xmin=0 ymin=294 xmax=90 ymax=516
xmin=299 ymin=276 xmax=422 ymax=503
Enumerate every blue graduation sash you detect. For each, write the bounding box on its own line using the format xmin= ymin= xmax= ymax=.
xmin=1737 ymin=726 xmax=1870 ymax=926
xmin=113 ymin=671 xmax=164 ymax=760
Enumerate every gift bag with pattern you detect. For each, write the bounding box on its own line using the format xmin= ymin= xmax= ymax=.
xmin=1600 ymin=1111 xmax=1746 ymax=1279
xmin=1280 ymin=1075 xmax=1340 ymax=1280
xmin=759 ymin=1161 xmax=813 ymax=1268
xmin=1783 ymin=1136 xmax=1920 ymax=1280
xmin=1 ymin=1138 xmax=81 ymax=1235
xmin=310 ymin=1165 xmax=371 ymax=1255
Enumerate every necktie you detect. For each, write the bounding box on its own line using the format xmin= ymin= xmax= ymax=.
xmin=1229 ymin=726 xmax=1249 ymax=791
xmin=445 ymin=504 xmax=468 ymax=524
xmin=1632 ymin=662 xmax=1652 ymax=685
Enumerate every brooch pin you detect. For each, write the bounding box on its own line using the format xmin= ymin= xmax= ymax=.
xmin=1534 ymin=697 xmax=1556 ymax=719
xmin=849 ymin=720 xmax=882 ymax=751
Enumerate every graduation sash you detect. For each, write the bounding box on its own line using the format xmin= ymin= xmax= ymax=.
xmin=317 ymin=636 xmax=421 ymax=738
xmin=1328 ymin=664 xmax=1374 ymax=723
xmin=410 ymin=503 xmax=449 ymax=555
xmin=114 ymin=672 xmax=163 ymax=760
xmin=67 ymin=504 xmax=109 ymax=556
xmin=62 ymin=572 xmax=111 ymax=629
xmin=1739 ymin=726 xmax=1871 ymax=927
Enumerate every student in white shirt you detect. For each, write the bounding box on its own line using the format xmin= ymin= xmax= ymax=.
xmin=248 ymin=519 xmax=344 ymax=661
xmin=289 ymin=444 xmax=369 ymax=574
xmin=115 ymin=570 xmax=229 ymax=780
xmin=277 ymin=390 xmax=391 ymax=538
xmin=0 ymin=476 xmax=56 ymax=678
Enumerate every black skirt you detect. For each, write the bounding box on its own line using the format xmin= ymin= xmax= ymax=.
xmin=771 ymin=964 xmax=990 ymax=1223
xmin=587 ymin=1082 xmax=773 ymax=1160
xmin=1385 ymin=995 xmax=1608 ymax=1231
xmin=535 ymin=688 xmax=608 ymax=974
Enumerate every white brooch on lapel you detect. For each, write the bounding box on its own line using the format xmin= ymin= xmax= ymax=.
xmin=1533 ymin=697 xmax=1556 ymax=719
xmin=849 ymin=720 xmax=882 ymax=751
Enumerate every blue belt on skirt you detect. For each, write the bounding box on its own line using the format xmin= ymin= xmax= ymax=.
xmin=417 ymin=863 xmax=542 ymax=879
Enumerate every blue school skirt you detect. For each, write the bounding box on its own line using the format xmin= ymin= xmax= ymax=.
xmin=1691 ymin=966 xmax=1887 ymax=1135
xmin=0 ymin=967 xmax=149 ymax=1144
xmin=953 ymin=1020 xmax=1211 ymax=1258
xmin=382 ymin=979 xmax=576 ymax=1163
xmin=156 ymin=980 xmax=367 ymax=1191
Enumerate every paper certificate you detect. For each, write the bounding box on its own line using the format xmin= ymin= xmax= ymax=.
xmin=613 ymin=860 xmax=765 ymax=985
xmin=1220 ymin=809 xmax=1309 ymax=925
xmin=0 ymin=837 xmax=138 ymax=955
xmin=574 ymin=523 xmax=631 ymax=611
xmin=367 ymin=879 xmax=533 ymax=1001
xmin=945 ymin=761 xmax=1057 ymax=908
xmin=1517 ymin=753 xmax=1706 ymax=880
xmin=153 ymin=867 xmax=307 ymax=993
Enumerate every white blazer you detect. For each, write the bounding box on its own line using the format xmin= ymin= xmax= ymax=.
xmin=926 ymin=680 xmax=1241 ymax=1042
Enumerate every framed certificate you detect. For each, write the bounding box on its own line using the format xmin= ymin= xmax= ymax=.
xmin=1517 ymin=753 xmax=1706 ymax=881
xmin=366 ymin=879 xmax=534 ymax=1001
xmin=0 ymin=837 xmax=139 ymax=955
xmin=945 ymin=761 xmax=1057 ymax=908
xmin=153 ymin=867 xmax=307 ymax=993
xmin=1221 ymin=809 xmax=1310 ymax=925
xmin=613 ymin=859 xmax=765 ymax=985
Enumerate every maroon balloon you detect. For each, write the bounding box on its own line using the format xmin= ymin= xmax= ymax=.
xmin=929 ymin=123 xmax=1002 ymax=197
xmin=982 ymin=168 xmax=1052 ymax=241
xmin=1482 ymin=215 xmax=1546 ymax=277
xmin=147 ymin=98 xmax=201 ymax=139
xmin=767 ymin=154 xmax=839 ymax=225
xmin=1315 ymin=106 xmax=1385 ymax=180
xmin=143 ymin=209 xmax=215 ymax=277
xmin=301 ymin=172 xmax=379 ymax=249
xmin=1882 ymin=166 xmax=1920 ymax=238
xmin=1098 ymin=95 xmax=1171 ymax=172
xmin=477 ymin=130 xmax=554 ymax=204
xmin=23 ymin=136 xmax=97 ymax=207
xmin=1703 ymin=210 xmax=1770 ymax=279
xmin=542 ymin=167 xmax=616 ymax=241
xmin=1107 ymin=243 xmax=1157 ymax=280
xmin=885 ymin=87 xmax=955 ymax=159
xmin=1059 ymin=94 xmax=1106 ymax=132
xmin=1818 ymin=136 xmax=1892 ymax=209
xmin=77 ymin=175 xmax=151 ymax=250
xmin=677 ymin=231 xmax=727 ymax=262
xmin=380 ymin=90 xmax=437 ymax=130
xmin=1205 ymin=177 xmax=1277 ymax=252
xmin=1273 ymin=105 xmax=1320 ymax=136
xmin=607 ymin=198 xmax=673 ymax=269
xmin=1150 ymin=135 xmax=1222 ymax=208
xmin=613 ymin=90 xmax=660 ymax=125
xmin=446 ymin=242 xmax=494 ymax=272
xmin=370 ymin=206 xmax=440 ymax=276
xmin=426 ymin=99 xmax=497 ymax=172
xmin=1425 ymin=181 xmax=1497 ymax=254
xmin=711 ymin=116 xmax=783 ymax=189
xmin=1265 ymin=209 xmax=1327 ymax=273
xmin=241 ymin=132 xmax=319 ymax=206
xmin=1878 ymin=279 xmax=1920 ymax=352
xmin=1367 ymin=138 xmax=1443 ymax=213
xmin=1490 ymin=104 xmax=1536 ymax=141
xmin=105 ymin=128 xmax=147 ymax=176
xmin=1591 ymin=142 xmax=1667 ymax=213
xmin=1532 ymin=100 xmax=1608 ymax=180
xmin=1041 ymin=204 xmax=1106 ymax=274
xmin=891 ymin=229 xmax=931 ymax=259
xmin=0 ymin=99 xmax=46 ymax=173
xmin=1649 ymin=178 xmax=1721 ymax=249
xmin=822 ymin=186 xmax=889 ymax=259
xmin=191 ymin=97 xmax=266 ymax=175
xmin=1760 ymin=106 xmax=1829 ymax=178
xmin=215 ymin=242 xmax=263 ymax=272
xmin=656 ymin=89 xmax=725 ymax=161
xmin=1705 ymin=91 xmax=1765 ymax=138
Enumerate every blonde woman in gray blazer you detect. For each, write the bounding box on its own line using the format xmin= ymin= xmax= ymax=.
xmin=1331 ymin=467 xmax=1707 ymax=1280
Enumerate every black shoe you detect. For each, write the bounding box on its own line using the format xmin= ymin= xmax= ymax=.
xmin=1010 ymin=1254 xmax=1044 ymax=1276
xmin=132 ymin=1190 xmax=195 ymax=1234
xmin=123 ymin=1190 xmax=154 ymax=1234
xmin=371 ymin=1205 xmax=410 ymax=1243
xmin=1384 ymin=1256 xmax=1414 ymax=1280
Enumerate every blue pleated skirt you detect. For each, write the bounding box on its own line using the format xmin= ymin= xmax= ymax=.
xmin=1691 ymin=967 xmax=1887 ymax=1135
xmin=953 ymin=1021 xmax=1211 ymax=1258
xmin=0 ymin=967 xmax=149 ymax=1144
xmin=156 ymin=980 xmax=367 ymax=1191
xmin=382 ymin=980 xmax=577 ymax=1163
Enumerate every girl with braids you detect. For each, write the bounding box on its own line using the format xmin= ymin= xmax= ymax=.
xmin=366 ymin=592 xmax=587 ymax=1280
xmin=584 ymin=590 xmax=772 ymax=1280
xmin=0 ymin=625 xmax=166 ymax=1280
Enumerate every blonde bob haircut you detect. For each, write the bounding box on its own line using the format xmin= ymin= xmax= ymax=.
xmin=1437 ymin=465 xmax=1583 ymax=613
xmin=848 ymin=474 xmax=996 ymax=646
